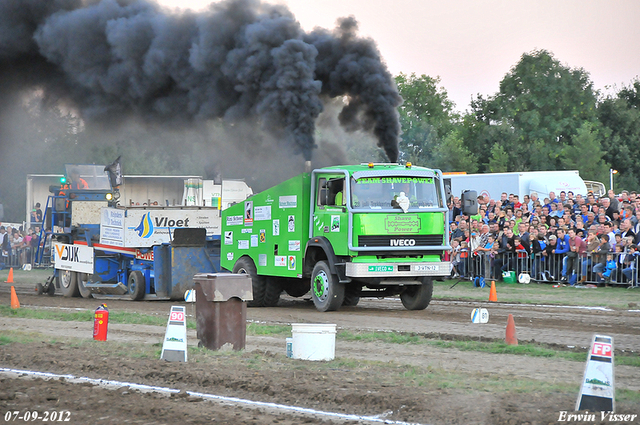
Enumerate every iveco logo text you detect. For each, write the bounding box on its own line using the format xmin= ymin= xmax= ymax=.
xmin=390 ymin=239 xmax=416 ymax=246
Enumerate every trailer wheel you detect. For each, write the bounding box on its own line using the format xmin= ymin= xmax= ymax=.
xmin=57 ymin=270 xmax=79 ymax=298
xmin=311 ymin=261 xmax=344 ymax=312
xmin=233 ymin=257 xmax=265 ymax=307
xmin=77 ymin=273 xmax=93 ymax=299
xmin=400 ymin=278 xmax=433 ymax=310
xmin=128 ymin=271 xmax=146 ymax=301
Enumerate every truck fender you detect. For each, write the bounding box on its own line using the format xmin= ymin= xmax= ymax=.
xmin=304 ymin=237 xmax=350 ymax=284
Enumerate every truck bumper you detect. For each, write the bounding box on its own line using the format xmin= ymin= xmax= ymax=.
xmin=345 ymin=261 xmax=450 ymax=278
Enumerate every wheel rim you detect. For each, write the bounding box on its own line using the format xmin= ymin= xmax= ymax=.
xmin=60 ymin=271 xmax=72 ymax=289
xmin=313 ymin=270 xmax=329 ymax=302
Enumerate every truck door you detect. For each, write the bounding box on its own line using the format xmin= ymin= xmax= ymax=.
xmin=312 ymin=175 xmax=349 ymax=254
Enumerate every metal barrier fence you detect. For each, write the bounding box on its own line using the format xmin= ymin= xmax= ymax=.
xmin=453 ymin=249 xmax=640 ymax=287
xmin=2 ymin=243 xmax=52 ymax=270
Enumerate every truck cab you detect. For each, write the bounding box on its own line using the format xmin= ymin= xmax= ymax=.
xmin=308 ymin=163 xmax=450 ymax=311
xmin=221 ymin=162 xmax=475 ymax=312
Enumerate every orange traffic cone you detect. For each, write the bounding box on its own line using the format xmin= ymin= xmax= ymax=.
xmin=489 ymin=280 xmax=497 ymax=302
xmin=5 ymin=267 xmax=13 ymax=283
xmin=506 ymin=314 xmax=518 ymax=345
xmin=10 ymin=286 xmax=20 ymax=309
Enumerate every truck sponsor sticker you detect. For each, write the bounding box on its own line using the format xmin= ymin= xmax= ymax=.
xmin=275 ymin=256 xmax=286 ymax=267
xmin=356 ymin=177 xmax=433 ymax=184
xmin=226 ymin=216 xmax=243 ymax=226
xmin=238 ymin=240 xmax=249 ymax=250
xmin=135 ymin=249 xmax=154 ymax=261
xmin=384 ymin=215 xmax=421 ymax=234
xmin=244 ymin=201 xmax=253 ymax=226
xmin=259 ymin=229 xmax=266 ymax=243
xmin=53 ymin=242 xmax=94 ymax=274
xmin=331 ymin=215 xmax=340 ymax=232
xmin=273 ymin=219 xmax=280 ymax=236
xmin=134 ymin=212 xmax=154 ymax=238
xmin=265 ymin=194 xmax=275 ymax=204
xmin=288 ymin=215 xmax=295 ymax=232
xmin=102 ymin=208 xmax=124 ymax=227
xmin=254 ymin=206 xmax=271 ymax=221
xmin=224 ymin=231 xmax=233 ymax=245
xmin=288 ymin=255 xmax=296 ymax=270
xmin=368 ymin=265 xmax=394 ymax=272
xmin=101 ymin=225 xmax=124 ymax=247
xmin=289 ymin=240 xmax=300 ymax=251
xmin=279 ymin=195 xmax=297 ymax=208
xmin=227 ymin=252 xmax=234 ymax=261
xmin=251 ymin=234 xmax=258 ymax=247
xmin=259 ymin=254 xmax=267 ymax=266
xmin=241 ymin=228 xmax=252 ymax=233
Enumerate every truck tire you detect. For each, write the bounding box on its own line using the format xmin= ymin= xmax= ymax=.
xmin=57 ymin=270 xmax=79 ymax=298
xmin=128 ymin=271 xmax=146 ymax=301
xmin=311 ymin=261 xmax=344 ymax=312
xmin=233 ymin=257 xmax=266 ymax=307
xmin=77 ymin=273 xmax=93 ymax=299
xmin=400 ymin=278 xmax=433 ymax=310
xmin=283 ymin=278 xmax=310 ymax=298
xmin=342 ymin=287 xmax=360 ymax=307
xmin=263 ymin=277 xmax=282 ymax=307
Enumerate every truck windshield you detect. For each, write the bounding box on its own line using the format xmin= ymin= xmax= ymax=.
xmin=64 ymin=164 xmax=112 ymax=190
xmin=350 ymin=176 xmax=442 ymax=209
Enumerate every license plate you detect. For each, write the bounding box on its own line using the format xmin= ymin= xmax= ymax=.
xmin=368 ymin=265 xmax=394 ymax=272
xmin=414 ymin=264 xmax=438 ymax=272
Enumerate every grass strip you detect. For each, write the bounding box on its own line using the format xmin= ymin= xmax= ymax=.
xmin=2 ymin=305 xmax=638 ymax=367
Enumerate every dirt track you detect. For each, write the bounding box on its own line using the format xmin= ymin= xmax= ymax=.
xmin=1 ymin=282 xmax=640 ymax=424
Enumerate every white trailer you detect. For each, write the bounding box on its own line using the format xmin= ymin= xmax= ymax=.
xmin=443 ymin=170 xmax=590 ymax=202
xmin=25 ymin=173 xmax=252 ymax=230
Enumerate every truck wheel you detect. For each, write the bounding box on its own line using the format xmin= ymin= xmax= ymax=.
xmin=284 ymin=278 xmax=309 ymax=297
xmin=342 ymin=285 xmax=362 ymax=307
xmin=263 ymin=277 xmax=282 ymax=307
xmin=233 ymin=257 xmax=266 ymax=307
xmin=77 ymin=273 xmax=93 ymax=299
xmin=57 ymin=270 xmax=79 ymax=298
xmin=400 ymin=278 xmax=433 ymax=310
xmin=311 ymin=261 xmax=344 ymax=312
xmin=128 ymin=271 xmax=146 ymax=301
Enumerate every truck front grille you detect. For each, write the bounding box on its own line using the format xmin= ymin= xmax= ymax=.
xmin=357 ymin=235 xmax=443 ymax=247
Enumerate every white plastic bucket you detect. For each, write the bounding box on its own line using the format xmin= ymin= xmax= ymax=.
xmin=291 ymin=323 xmax=336 ymax=361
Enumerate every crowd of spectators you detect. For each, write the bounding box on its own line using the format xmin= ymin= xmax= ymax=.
xmin=0 ymin=224 xmax=40 ymax=269
xmin=447 ymin=189 xmax=640 ymax=288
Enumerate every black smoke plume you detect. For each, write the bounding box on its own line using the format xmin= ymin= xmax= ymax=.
xmin=0 ymin=0 xmax=401 ymax=161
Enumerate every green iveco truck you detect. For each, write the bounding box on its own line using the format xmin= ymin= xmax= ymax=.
xmin=220 ymin=162 xmax=475 ymax=312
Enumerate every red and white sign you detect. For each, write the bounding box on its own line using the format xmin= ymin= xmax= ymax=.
xmin=170 ymin=310 xmax=185 ymax=322
xmin=592 ymin=342 xmax=612 ymax=357
xmin=135 ymin=250 xmax=154 ymax=261
xmin=161 ymin=306 xmax=188 ymax=363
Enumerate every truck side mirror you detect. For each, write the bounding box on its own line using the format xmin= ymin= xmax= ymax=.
xmin=443 ymin=179 xmax=452 ymax=205
xmin=461 ymin=190 xmax=478 ymax=216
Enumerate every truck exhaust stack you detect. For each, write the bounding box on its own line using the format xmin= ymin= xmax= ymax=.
xmin=305 ymin=161 xmax=311 ymax=173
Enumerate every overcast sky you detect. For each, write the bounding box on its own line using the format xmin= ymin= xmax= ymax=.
xmin=162 ymin=0 xmax=640 ymax=112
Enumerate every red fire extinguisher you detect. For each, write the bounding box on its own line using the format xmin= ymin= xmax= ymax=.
xmin=93 ymin=304 xmax=109 ymax=341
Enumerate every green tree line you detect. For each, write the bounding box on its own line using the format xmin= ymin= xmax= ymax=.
xmin=396 ymin=49 xmax=640 ymax=192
